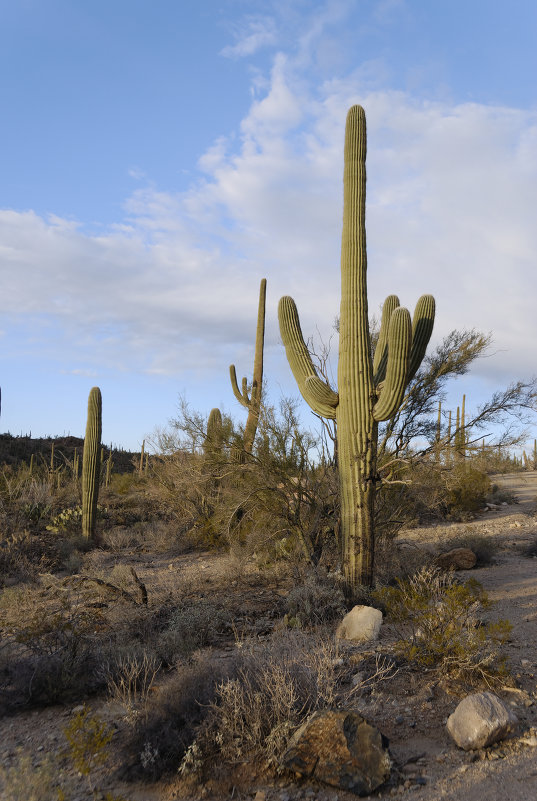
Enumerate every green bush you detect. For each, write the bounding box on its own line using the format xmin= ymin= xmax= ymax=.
xmin=445 ymin=464 xmax=490 ymax=515
xmin=375 ymin=566 xmax=511 ymax=687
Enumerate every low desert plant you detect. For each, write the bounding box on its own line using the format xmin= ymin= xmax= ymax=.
xmin=180 ymin=631 xmax=342 ymax=777
xmin=127 ymin=651 xmax=233 ymax=779
xmin=157 ymin=599 xmax=233 ymax=662
xmin=487 ymin=483 xmax=518 ymax=505
xmin=103 ymin=651 xmax=161 ymax=717
xmin=283 ymin=570 xmax=346 ymax=627
xmin=447 ymin=531 xmax=499 ymax=566
xmin=375 ymin=566 xmax=511 ymax=687
xmin=0 ymin=750 xmax=62 ymax=801
xmin=63 ymin=706 xmax=128 ymax=800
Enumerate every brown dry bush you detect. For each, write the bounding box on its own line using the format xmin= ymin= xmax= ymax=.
xmin=0 ymin=579 xmax=106 ymax=708
xmin=128 ymin=630 xmax=345 ymax=782
xmin=283 ymin=569 xmax=346 ymax=627
xmin=126 ymin=651 xmax=235 ymax=780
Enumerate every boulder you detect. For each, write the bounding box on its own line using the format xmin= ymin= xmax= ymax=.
xmin=435 ymin=547 xmax=477 ymax=570
xmin=282 ymin=709 xmax=391 ymax=795
xmin=336 ymin=605 xmax=382 ymax=643
xmin=446 ymin=692 xmax=518 ymax=750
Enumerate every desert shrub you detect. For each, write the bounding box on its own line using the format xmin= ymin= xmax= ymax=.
xmin=487 ymin=483 xmax=518 ymax=505
xmin=157 ymin=599 xmax=233 ymax=663
xmin=448 ymin=531 xmax=499 ymax=566
xmin=147 ymin=398 xmax=339 ymax=566
xmin=127 ymin=651 xmax=234 ymax=779
xmin=63 ymin=706 xmax=129 ymax=800
xmin=180 ymin=631 xmax=341 ymax=777
xmin=375 ymin=566 xmax=511 ymax=687
xmin=0 ymin=749 xmax=61 ymax=801
xmin=445 ymin=464 xmax=491 ymax=515
xmin=102 ymin=651 xmax=161 ymax=717
xmin=0 ymin=579 xmax=106 ymax=707
xmin=283 ymin=570 xmax=346 ymax=627
xmin=518 ymin=538 xmax=537 ymax=558
xmin=64 ymin=706 xmax=114 ymax=782
xmin=374 ymin=461 xmax=492 ymax=541
xmin=371 ymin=538 xmax=434 ymax=587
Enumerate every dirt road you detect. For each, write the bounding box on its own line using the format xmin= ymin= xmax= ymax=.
xmin=492 ymin=471 xmax=537 ymax=508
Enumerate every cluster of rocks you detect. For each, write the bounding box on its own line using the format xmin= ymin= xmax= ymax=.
xmin=279 ymin=606 xmax=524 ymax=796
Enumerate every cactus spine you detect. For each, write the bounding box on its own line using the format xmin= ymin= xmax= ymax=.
xmin=229 ymin=278 xmax=266 ymax=458
xmin=82 ymin=387 xmax=102 ymax=539
xmin=278 ymin=106 xmax=435 ymax=591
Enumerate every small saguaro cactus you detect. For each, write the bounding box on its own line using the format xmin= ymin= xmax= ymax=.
xmin=229 ymin=278 xmax=266 ymax=458
xmin=82 ymin=387 xmax=102 ymax=540
xmin=278 ymin=105 xmax=435 ymax=592
xmin=204 ymin=407 xmax=224 ymax=460
xmin=139 ymin=439 xmax=145 ymax=475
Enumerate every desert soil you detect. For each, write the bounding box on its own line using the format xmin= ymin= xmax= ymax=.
xmin=1 ymin=472 xmax=537 ymax=801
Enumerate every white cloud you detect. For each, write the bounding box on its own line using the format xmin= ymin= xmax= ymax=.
xmin=1 ymin=26 xmax=536 ymax=396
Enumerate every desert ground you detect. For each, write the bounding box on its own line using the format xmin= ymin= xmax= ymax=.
xmin=1 ymin=473 xmax=537 ymax=801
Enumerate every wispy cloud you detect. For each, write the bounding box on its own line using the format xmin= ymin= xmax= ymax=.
xmin=220 ymin=15 xmax=278 ymax=58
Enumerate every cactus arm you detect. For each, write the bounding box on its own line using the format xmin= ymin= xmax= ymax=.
xmin=242 ymin=278 xmax=266 ymax=455
xmin=229 ymin=365 xmax=249 ymax=408
xmin=407 ymin=294 xmax=436 ymax=383
xmin=278 ymin=295 xmax=339 ymax=419
xmin=251 ymin=278 xmax=266 ymax=402
xmin=373 ymin=307 xmax=412 ymax=421
xmin=305 ymin=375 xmax=340 ymax=412
xmin=373 ymin=294 xmax=400 ymax=383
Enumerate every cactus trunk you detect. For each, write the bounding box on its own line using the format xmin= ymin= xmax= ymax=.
xmin=82 ymin=387 xmax=102 ymax=540
xmin=278 ymin=106 xmax=435 ymax=592
xmin=337 ymin=108 xmax=376 ymax=587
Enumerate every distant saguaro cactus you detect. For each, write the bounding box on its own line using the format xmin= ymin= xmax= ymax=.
xmin=279 ymin=106 xmax=435 ymax=592
xmin=82 ymin=387 xmax=102 ymax=539
xmin=230 ymin=278 xmax=266 ymax=458
xmin=203 ymin=407 xmax=223 ymax=460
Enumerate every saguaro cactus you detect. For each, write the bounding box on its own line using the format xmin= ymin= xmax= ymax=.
xmin=229 ymin=278 xmax=266 ymax=457
xmin=204 ymin=407 xmax=224 ymax=459
xmin=82 ymin=387 xmax=102 ymax=539
xmin=278 ymin=106 xmax=435 ymax=591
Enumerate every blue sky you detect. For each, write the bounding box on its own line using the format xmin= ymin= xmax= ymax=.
xmin=1 ymin=0 xmax=536 ymax=452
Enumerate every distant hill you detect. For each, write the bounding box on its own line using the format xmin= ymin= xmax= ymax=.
xmin=0 ymin=433 xmax=139 ymax=473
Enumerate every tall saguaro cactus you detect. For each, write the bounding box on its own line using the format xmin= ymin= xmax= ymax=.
xmin=82 ymin=387 xmax=102 ymax=540
xmin=229 ymin=278 xmax=266 ymax=457
xmin=278 ymin=106 xmax=435 ymax=591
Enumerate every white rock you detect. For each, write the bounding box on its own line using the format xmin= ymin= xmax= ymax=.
xmin=446 ymin=692 xmax=518 ymax=750
xmin=336 ymin=605 xmax=382 ymax=643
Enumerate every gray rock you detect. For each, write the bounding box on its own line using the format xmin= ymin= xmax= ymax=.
xmin=336 ymin=605 xmax=382 ymax=643
xmin=446 ymin=692 xmax=518 ymax=750
xmin=282 ymin=709 xmax=391 ymax=796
